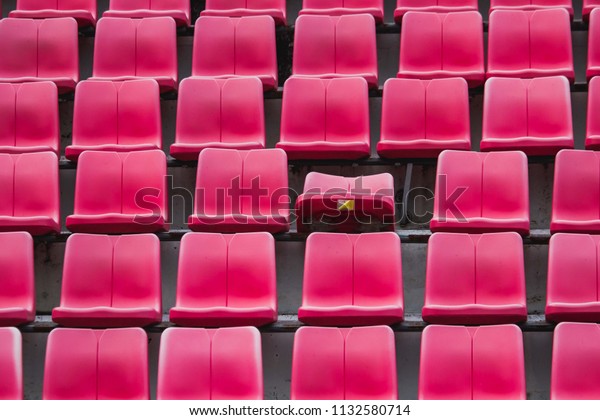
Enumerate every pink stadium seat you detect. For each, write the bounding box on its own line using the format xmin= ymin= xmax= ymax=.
xmin=92 ymin=17 xmax=177 ymax=93
xmin=192 ymin=16 xmax=278 ymax=91
xmin=546 ymin=234 xmax=600 ymax=322
xmin=489 ymin=0 xmax=573 ymax=17
xmin=0 ymin=82 xmax=59 ymax=155
xmin=0 ymin=152 xmax=60 ymax=235
xmin=66 ymin=79 xmax=161 ymax=161
xmin=431 ymin=150 xmax=530 ymax=235
xmin=587 ymin=10 xmax=600 ymax=80
xmin=424 ymin=232 xmax=527 ymax=324
xmin=43 ymin=328 xmax=149 ymax=400
xmin=481 ymin=77 xmax=573 ymax=155
xmin=52 ymin=234 xmax=162 ymax=327
xmin=277 ymin=77 xmax=371 ymax=160
xmin=377 ymin=78 xmax=471 ymax=159
xmin=0 ymin=18 xmax=79 ymax=93
xmin=551 ymin=150 xmax=600 ymax=233
xmin=291 ymin=326 xmax=397 ymax=400
xmin=0 ymin=233 xmax=35 ymax=327
xmin=104 ymin=0 xmax=190 ymax=26
xmin=299 ymin=233 xmax=403 ymax=326
xmin=66 ymin=150 xmax=168 ymax=234
xmin=189 ymin=149 xmax=290 ymax=233
xmin=419 ymin=325 xmax=526 ymax=399
xmin=587 ymin=77 xmax=600 ymax=150
xmin=9 ymin=0 xmax=97 ymax=26
xmin=551 ymin=322 xmax=600 ymax=399
xmin=394 ymin=0 xmax=478 ymax=22
xmin=202 ymin=0 xmax=286 ymax=25
xmin=157 ymin=327 xmax=263 ymax=400
xmin=295 ymin=172 xmax=395 ymax=232
xmin=488 ymin=9 xmax=574 ymax=81
xmin=293 ymin=15 xmax=378 ymax=88
xmin=170 ymin=77 xmax=265 ymax=161
xmin=584 ymin=0 xmax=600 ymax=20
xmin=170 ymin=232 xmax=277 ymax=327
xmin=300 ymin=0 xmax=384 ymax=23
xmin=399 ymin=11 xmax=484 ymax=88
xmin=0 ymin=328 xmax=22 ymax=400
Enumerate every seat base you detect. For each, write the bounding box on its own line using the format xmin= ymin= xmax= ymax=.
xmin=550 ymin=220 xmax=600 ymax=234
xmin=422 ymin=304 xmax=528 ymax=325
xmin=52 ymin=307 xmax=161 ymax=327
xmin=299 ymin=8 xmax=383 ymax=23
xmin=397 ymin=71 xmax=484 ymax=88
xmin=546 ymin=303 xmax=600 ymax=322
xmin=489 ymin=5 xmax=574 ymax=18
xmin=430 ymin=218 xmax=530 ymax=236
xmin=192 ymin=74 xmax=277 ymax=91
xmin=200 ymin=9 xmax=286 ymax=26
xmin=0 ymin=146 xmax=58 ymax=156
xmin=89 ymin=76 xmax=177 ymax=93
xmin=8 ymin=10 xmax=96 ymax=26
xmin=585 ymin=135 xmax=600 ymax=150
xmin=480 ymin=137 xmax=574 ymax=156
xmin=169 ymin=307 xmax=277 ymax=327
xmin=298 ymin=306 xmax=404 ymax=326
xmin=277 ymin=142 xmax=371 ymax=160
xmin=65 ymin=144 xmax=161 ymax=161
xmin=394 ymin=6 xmax=477 ymax=23
xmin=66 ymin=214 xmax=168 ymax=234
xmin=377 ymin=139 xmax=470 ymax=159
xmin=0 ymin=217 xmax=60 ymax=236
xmin=188 ymin=214 xmax=290 ymax=233
xmin=488 ymin=69 xmax=574 ymax=84
xmin=0 ymin=308 xmax=35 ymax=327
xmin=294 ymin=73 xmax=378 ymax=89
xmin=102 ymin=10 xmax=190 ymax=26
xmin=170 ymin=141 xmax=264 ymax=161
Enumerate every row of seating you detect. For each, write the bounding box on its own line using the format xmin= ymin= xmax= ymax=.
xmin=2 ymin=323 xmax=598 ymax=399
xmin=3 ymin=229 xmax=600 ymax=328
xmin=3 ymin=8 xmax=600 ymax=93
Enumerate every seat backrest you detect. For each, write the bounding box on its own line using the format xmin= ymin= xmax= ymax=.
xmin=73 ymin=79 xmax=161 ymax=148
xmin=0 ymin=233 xmax=35 ymax=316
xmin=381 ymin=78 xmax=469 ymax=142
xmin=551 ymin=322 xmax=600 ymax=399
xmin=176 ymin=77 xmax=264 ymax=146
xmin=291 ymin=326 xmax=397 ymax=399
xmin=157 ymin=327 xmax=263 ymax=400
xmin=175 ymin=232 xmax=276 ymax=310
xmin=587 ymin=77 xmax=600 ymax=146
xmin=61 ymin=234 xmax=161 ymax=311
xmin=281 ymin=77 xmax=369 ymax=144
xmin=0 ymin=82 xmax=59 ymax=153
xmin=0 ymin=328 xmax=22 ymax=400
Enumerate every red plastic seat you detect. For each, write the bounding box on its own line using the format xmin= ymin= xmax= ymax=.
xmin=551 ymin=322 xmax=600 ymax=399
xmin=588 ymin=10 xmax=600 ymax=81
xmin=424 ymin=232 xmax=527 ymax=324
xmin=170 ymin=232 xmax=277 ymax=327
xmin=9 ymin=0 xmax=97 ymax=27
xmin=551 ymin=150 xmax=600 ymax=233
xmin=43 ymin=328 xmax=149 ymax=400
xmin=546 ymin=234 xmax=600 ymax=321
xmin=399 ymin=11 xmax=484 ymax=88
xmin=201 ymin=0 xmax=286 ymax=25
xmin=481 ymin=77 xmax=573 ymax=155
xmin=189 ymin=149 xmax=290 ymax=233
xmin=584 ymin=0 xmax=600 ymax=20
xmin=489 ymin=0 xmax=573 ymax=17
xmin=0 ymin=328 xmax=22 ymax=400
xmin=52 ymin=234 xmax=161 ymax=327
xmin=431 ymin=150 xmax=530 ymax=235
xmin=419 ymin=325 xmax=526 ymax=399
xmin=0 ymin=82 xmax=59 ymax=155
xmin=66 ymin=150 xmax=168 ymax=234
xmin=92 ymin=17 xmax=177 ymax=93
xmin=277 ymin=77 xmax=371 ymax=160
xmin=488 ymin=9 xmax=574 ymax=81
xmin=104 ymin=0 xmax=191 ymax=26
xmin=157 ymin=327 xmax=263 ymax=400
xmin=192 ymin=16 xmax=278 ymax=91
xmin=170 ymin=77 xmax=265 ymax=161
xmin=0 ymin=233 xmax=35 ymax=327
xmin=377 ymin=78 xmax=471 ymax=159
xmin=299 ymin=233 xmax=403 ymax=326
xmin=0 ymin=152 xmax=60 ymax=235
xmin=300 ymin=0 xmax=384 ymax=23
xmin=291 ymin=326 xmax=397 ymax=400
xmin=293 ymin=15 xmax=378 ymax=88
xmin=0 ymin=18 xmax=79 ymax=93
xmin=394 ymin=0 xmax=478 ymax=22
xmin=295 ymin=172 xmax=395 ymax=232
xmin=66 ymin=80 xmax=161 ymax=161
xmin=587 ymin=77 xmax=600 ymax=150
